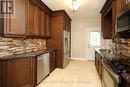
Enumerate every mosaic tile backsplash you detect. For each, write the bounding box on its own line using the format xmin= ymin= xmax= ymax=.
xmin=0 ymin=37 xmax=46 ymax=57
xmin=114 ymin=37 xmax=130 ymax=57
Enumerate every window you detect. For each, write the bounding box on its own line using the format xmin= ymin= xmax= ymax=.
xmin=90 ymin=32 xmax=100 ymax=46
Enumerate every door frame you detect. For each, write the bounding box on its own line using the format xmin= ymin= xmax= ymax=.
xmin=86 ymin=27 xmax=101 ymax=60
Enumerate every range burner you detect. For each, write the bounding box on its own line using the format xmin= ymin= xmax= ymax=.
xmin=104 ymin=58 xmax=129 ymax=75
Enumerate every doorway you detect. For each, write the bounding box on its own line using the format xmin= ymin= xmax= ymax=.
xmin=86 ymin=27 xmax=101 ymax=61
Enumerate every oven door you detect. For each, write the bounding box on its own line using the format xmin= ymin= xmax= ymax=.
xmin=102 ymin=60 xmax=120 ymax=87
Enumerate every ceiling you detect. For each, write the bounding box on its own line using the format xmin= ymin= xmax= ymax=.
xmin=41 ymin=0 xmax=106 ymax=19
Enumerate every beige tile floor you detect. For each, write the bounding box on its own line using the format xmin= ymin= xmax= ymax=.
xmin=37 ymin=60 xmax=102 ymax=87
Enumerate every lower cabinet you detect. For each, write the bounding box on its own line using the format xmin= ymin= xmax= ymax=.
xmin=50 ymin=50 xmax=56 ymax=73
xmin=95 ymin=51 xmax=102 ymax=79
xmin=0 ymin=58 xmax=36 ymax=87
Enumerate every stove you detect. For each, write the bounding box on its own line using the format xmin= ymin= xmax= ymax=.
xmin=104 ymin=58 xmax=130 ymax=75
xmin=102 ymin=57 xmax=130 ymax=87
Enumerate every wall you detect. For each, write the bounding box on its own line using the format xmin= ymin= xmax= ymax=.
xmin=71 ymin=16 xmax=101 ymax=60
xmin=0 ymin=37 xmax=46 ymax=57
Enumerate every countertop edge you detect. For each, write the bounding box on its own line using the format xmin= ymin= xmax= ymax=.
xmin=0 ymin=48 xmax=57 ymax=61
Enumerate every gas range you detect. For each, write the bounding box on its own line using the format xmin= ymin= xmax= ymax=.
xmin=103 ymin=58 xmax=130 ymax=75
xmin=102 ymin=57 xmax=130 ymax=87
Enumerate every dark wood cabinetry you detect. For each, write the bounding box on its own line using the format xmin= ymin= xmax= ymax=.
xmin=27 ymin=0 xmax=51 ymax=38
xmin=100 ymin=0 xmax=113 ymax=39
xmin=50 ymin=50 xmax=56 ymax=73
xmin=0 ymin=0 xmax=51 ymax=38
xmin=115 ymin=0 xmax=129 ymax=14
xmin=95 ymin=51 xmax=102 ymax=79
xmin=47 ymin=10 xmax=71 ymax=68
xmin=101 ymin=0 xmax=130 ymax=37
xmin=27 ymin=0 xmax=35 ymax=36
xmin=0 ymin=0 xmax=26 ymax=37
xmin=44 ymin=13 xmax=51 ymax=37
xmin=0 ymin=58 xmax=36 ymax=87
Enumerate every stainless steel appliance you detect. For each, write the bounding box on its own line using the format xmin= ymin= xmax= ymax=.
xmin=63 ymin=30 xmax=71 ymax=68
xmin=37 ymin=53 xmax=50 ymax=84
xmin=102 ymin=57 xmax=130 ymax=87
xmin=117 ymin=4 xmax=130 ymax=33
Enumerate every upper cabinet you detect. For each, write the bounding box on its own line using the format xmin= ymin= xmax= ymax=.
xmin=27 ymin=0 xmax=52 ymax=38
xmin=116 ymin=0 xmax=129 ymax=14
xmin=44 ymin=13 xmax=51 ymax=38
xmin=0 ymin=0 xmax=52 ymax=38
xmin=100 ymin=0 xmax=113 ymax=39
xmin=100 ymin=0 xmax=130 ymax=39
xmin=0 ymin=0 xmax=26 ymax=37
xmin=64 ymin=17 xmax=71 ymax=32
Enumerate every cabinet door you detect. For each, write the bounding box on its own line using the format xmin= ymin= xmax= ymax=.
xmin=44 ymin=13 xmax=51 ymax=37
xmin=6 ymin=58 xmax=36 ymax=87
xmin=50 ymin=51 xmax=56 ymax=72
xmin=116 ymin=0 xmax=122 ymax=14
xmin=116 ymin=0 xmax=128 ymax=14
xmin=40 ymin=11 xmax=46 ymax=37
xmin=6 ymin=0 xmax=26 ymax=35
xmin=99 ymin=58 xmax=102 ymax=79
xmin=28 ymin=1 xmax=42 ymax=37
xmin=34 ymin=6 xmax=42 ymax=36
xmin=121 ymin=0 xmax=128 ymax=8
xmin=95 ymin=52 xmax=98 ymax=70
xmin=27 ymin=0 xmax=35 ymax=36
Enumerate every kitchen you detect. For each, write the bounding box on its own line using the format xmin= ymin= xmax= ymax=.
xmin=0 ymin=0 xmax=130 ymax=87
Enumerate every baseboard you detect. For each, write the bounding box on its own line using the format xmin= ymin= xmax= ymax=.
xmin=70 ymin=58 xmax=87 ymax=61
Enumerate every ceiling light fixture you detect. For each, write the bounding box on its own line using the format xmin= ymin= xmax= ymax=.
xmin=67 ymin=0 xmax=80 ymax=12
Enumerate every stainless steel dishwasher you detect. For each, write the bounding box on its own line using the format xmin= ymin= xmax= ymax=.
xmin=37 ymin=53 xmax=50 ymax=84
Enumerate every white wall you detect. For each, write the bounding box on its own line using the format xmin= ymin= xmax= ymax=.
xmin=71 ymin=16 xmax=101 ymax=60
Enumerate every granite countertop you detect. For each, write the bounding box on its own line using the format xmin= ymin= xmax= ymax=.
xmin=0 ymin=48 xmax=57 ymax=60
xmin=95 ymin=48 xmax=110 ymax=58
xmin=95 ymin=48 xmax=130 ymax=84
xmin=95 ymin=48 xmax=127 ymax=59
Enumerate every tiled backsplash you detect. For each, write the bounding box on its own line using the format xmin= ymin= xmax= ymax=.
xmin=0 ymin=37 xmax=46 ymax=57
xmin=119 ymin=39 xmax=130 ymax=57
xmin=113 ymin=36 xmax=130 ymax=57
xmin=101 ymin=39 xmax=112 ymax=50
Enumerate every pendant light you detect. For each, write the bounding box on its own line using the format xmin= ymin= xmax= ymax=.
xmin=67 ymin=0 xmax=80 ymax=11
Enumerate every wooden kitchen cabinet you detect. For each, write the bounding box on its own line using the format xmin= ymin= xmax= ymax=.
xmin=115 ymin=0 xmax=129 ymax=14
xmin=64 ymin=18 xmax=71 ymax=31
xmin=44 ymin=13 xmax=51 ymax=38
xmin=27 ymin=0 xmax=51 ymax=38
xmin=101 ymin=12 xmax=112 ymax=39
xmin=47 ymin=10 xmax=71 ymax=68
xmin=0 ymin=0 xmax=26 ymax=37
xmin=27 ymin=0 xmax=35 ymax=36
xmin=0 ymin=0 xmax=52 ymax=38
xmin=34 ymin=6 xmax=42 ymax=36
xmin=100 ymin=0 xmax=113 ymax=39
xmin=95 ymin=51 xmax=102 ymax=79
xmin=100 ymin=0 xmax=130 ymax=38
xmin=0 ymin=58 xmax=36 ymax=87
xmin=50 ymin=50 xmax=57 ymax=73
